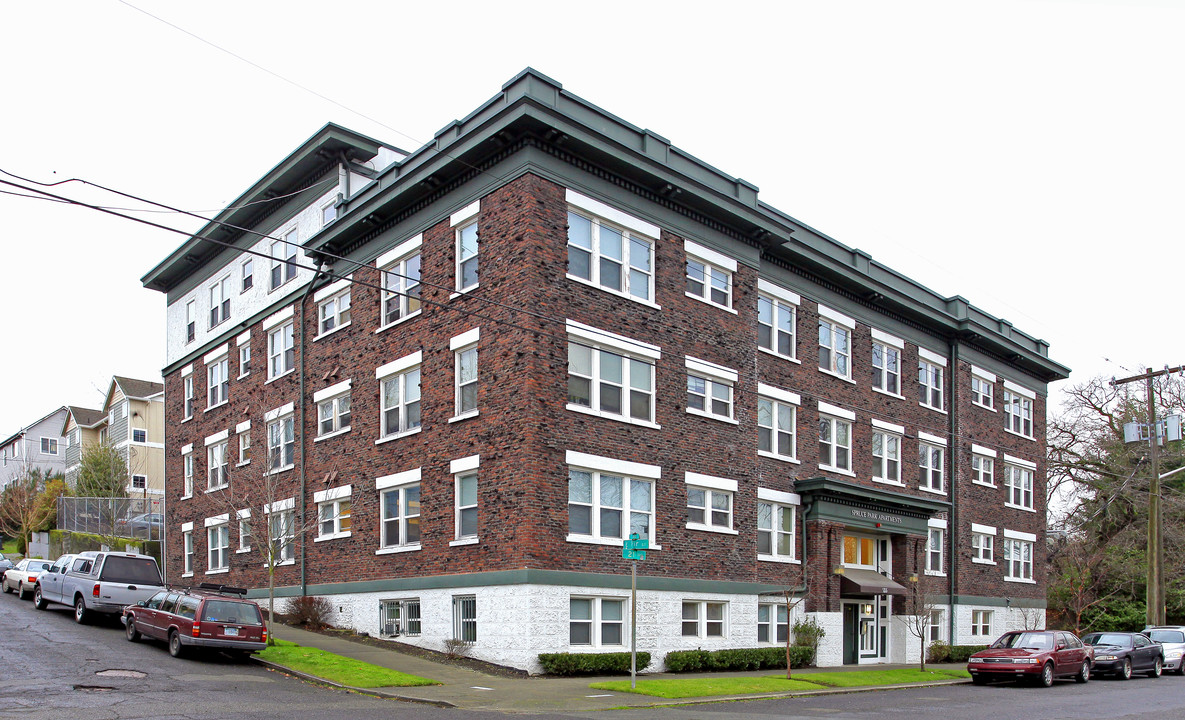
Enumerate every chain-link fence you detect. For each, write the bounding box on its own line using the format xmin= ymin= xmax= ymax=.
xmin=56 ymin=497 xmax=164 ymax=541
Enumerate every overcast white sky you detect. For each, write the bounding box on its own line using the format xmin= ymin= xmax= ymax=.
xmin=1 ymin=0 xmax=1181 ymax=436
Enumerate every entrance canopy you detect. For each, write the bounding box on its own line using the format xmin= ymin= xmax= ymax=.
xmin=795 ymin=476 xmax=950 ymax=536
xmin=839 ymin=568 xmax=907 ymax=596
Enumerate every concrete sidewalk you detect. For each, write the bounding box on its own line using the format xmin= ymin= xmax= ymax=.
xmin=263 ymin=624 xmax=970 ymax=712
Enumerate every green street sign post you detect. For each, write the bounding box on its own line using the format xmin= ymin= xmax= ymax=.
xmin=623 ymin=532 xmax=648 ymax=689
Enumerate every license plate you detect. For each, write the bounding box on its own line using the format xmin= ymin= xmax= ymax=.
xmin=224 ymin=627 xmax=239 ymax=636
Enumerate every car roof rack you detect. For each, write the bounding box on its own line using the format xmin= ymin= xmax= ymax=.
xmin=197 ymin=582 xmax=248 ymax=596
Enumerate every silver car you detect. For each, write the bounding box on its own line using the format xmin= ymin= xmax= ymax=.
xmin=1145 ymin=627 xmax=1185 ymax=675
xmin=2 ymin=558 xmax=52 ymax=599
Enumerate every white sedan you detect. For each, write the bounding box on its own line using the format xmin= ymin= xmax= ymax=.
xmin=2 ymin=559 xmax=52 ymax=599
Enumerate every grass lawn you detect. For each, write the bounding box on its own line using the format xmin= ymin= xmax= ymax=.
xmin=590 ymin=676 xmax=827 ymax=698
xmin=256 ymin=639 xmax=440 ymax=688
xmin=590 ymin=667 xmax=969 ymax=698
xmin=1 ymin=538 xmax=18 ymax=556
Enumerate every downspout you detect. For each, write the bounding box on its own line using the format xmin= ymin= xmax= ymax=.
xmin=297 ymin=266 xmax=323 ymax=597
xmin=795 ymin=499 xmax=813 ymax=595
xmin=948 ymin=337 xmax=959 ymax=644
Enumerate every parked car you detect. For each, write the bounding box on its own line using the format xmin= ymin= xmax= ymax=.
xmin=1081 ymin=631 xmax=1163 ymax=679
xmin=32 ymin=553 xmax=81 ymax=609
xmin=115 ymin=513 xmax=163 ymax=539
xmin=122 ymin=584 xmax=267 ymax=658
xmin=968 ymin=630 xmax=1093 ymax=686
xmin=1143 ymin=626 xmax=1185 ymax=675
xmin=0 ymin=557 xmax=14 ymax=575
xmin=2 ymin=558 xmax=52 ymax=599
xmin=33 ymin=550 xmax=163 ymax=623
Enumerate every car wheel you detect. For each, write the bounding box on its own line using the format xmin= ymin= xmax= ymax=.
xmin=32 ymin=586 xmax=47 ymax=610
xmin=168 ymin=631 xmax=186 ymax=658
xmin=74 ymin=596 xmax=89 ymax=625
xmin=125 ymin=617 xmax=141 ymax=642
xmin=1076 ymin=661 xmax=1090 ymax=683
xmin=1176 ymin=663 xmax=1185 ymax=676
xmin=2 ymin=579 xmax=11 ymax=594
xmin=1039 ymin=662 xmax=1055 ymax=687
xmin=1119 ymin=658 xmax=1132 ymax=680
xmin=1148 ymin=657 xmax=1163 ymax=678
xmin=17 ymin=582 xmax=28 ymax=600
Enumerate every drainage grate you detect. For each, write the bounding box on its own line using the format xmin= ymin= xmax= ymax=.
xmin=96 ymin=670 xmax=146 ymax=679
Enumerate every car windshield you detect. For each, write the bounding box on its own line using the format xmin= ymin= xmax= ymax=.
xmin=1084 ymin=633 xmax=1132 ymax=647
xmin=201 ymin=600 xmax=263 ymax=626
xmin=992 ymin=632 xmax=1053 ymax=650
xmin=99 ymin=557 xmax=161 ymax=585
xmin=1150 ymin=630 xmax=1185 ymax=643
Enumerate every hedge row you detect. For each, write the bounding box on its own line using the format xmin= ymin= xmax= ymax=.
xmin=538 ymin=651 xmax=651 ymax=676
xmin=927 ymin=642 xmax=989 ymax=663
xmin=664 ymin=646 xmax=814 ymax=672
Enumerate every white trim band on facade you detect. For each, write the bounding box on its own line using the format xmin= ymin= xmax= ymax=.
xmin=565 ymin=320 xmax=661 ymax=360
xmin=262 ymin=305 xmax=295 ymax=332
xmin=757 ymin=278 xmax=800 ymax=305
xmin=1003 ymin=528 xmax=1037 ymax=542
xmin=684 ymin=239 xmax=738 ymax=272
xmin=684 ymin=472 xmax=738 ymax=493
xmin=180 ymin=364 xmax=193 ymax=378
xmin=928 ymin=518 xmax=948 ymax=529
xmin=204 ymin=343 xmax=230 ymax=365
xmin=376 ymin=468 xmax=420 ymax=490
xmin=235 ymin=420 xmax=251 ymax=434
xmin=972 ymin=523 xmax=997 ymax=535
xmin=313 ymin=379 xmax=352 ymax=403
xmin=566 ymin=189 xmax=660 ymax=238
xmin=757 ymin=383 xmax=800 ymax=405
xmin=451 ymin=455 xmax=480 ymax=474
xmin=237 ymin=509 xmax=251 ymax=520
xmin=181 ymin=443 xmax=193 ymax=455
xmin=204 ymin=513 xmax=229 ymax=528
xmin=313 ymin=484 xmax=352 ymax=503
xmin=817 ymin=401 xmax=855 ymax=421
xmin=376 ymin=234 xmax=424 ymax=269
xmin=971 ymin=365 xmax=997 ymax=383
xmin=685 ymin=356 xmax=738 ymax=384
xmin=1004 ymin=454 xmax=1038 ymax=470
xmin=972 ymin=444 xmax=998 ymax=457
xmin=204 ymin=429 xmax=229 ymax=446
xmin=918 ymin=347 xmax=948 ymax=366
xmin=313 ymin=276 xmax=352 ymax=303
xmin=817 ymin=304 xmax=855 ymax=328
xmin=1003 ymin=380 xmax=1036 ymax=399
xmin=181 ymin=521 xmax=193 ymax=532
xmin=375 ymin=351 xmax=422 ymax=379
xmin=450 ymin=327 xmax=480 ymax=350
xmin=265 ymin=497 xmax=295 ymax=513
xmin=871 ymin=418 xmax=905 ymax=434
xmin=918 ymin=431 xmax=947 ymax=446
xmin=264 ymin=402 xmax=295 ymax=423
xmin=565 ymin=450 xmax=661 ymax=479
xmin=451 ymin=200 xmax=480 ymax=227
xmin=870 ymin=328 xmax=905 ymax=349
xmin=237 ymin=331 xmax=251 ymax=347
xmin=757 ymin=487 xmax=801 ymax=505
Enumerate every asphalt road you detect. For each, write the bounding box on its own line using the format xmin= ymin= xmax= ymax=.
xmin=4 ymin=589 xmax=1185 ymax=720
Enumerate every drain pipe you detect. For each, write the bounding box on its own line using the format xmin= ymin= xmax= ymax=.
xmin=948 ymin=337 xmax=959 ymax=644
xmin=297 ymin=264 xmax=325 ymax=597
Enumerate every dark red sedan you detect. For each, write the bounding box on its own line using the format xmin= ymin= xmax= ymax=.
xmin=968 ymin=630 xmax=1093 ymax=687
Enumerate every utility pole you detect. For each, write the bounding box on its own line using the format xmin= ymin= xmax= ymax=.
xmin=1111 ymin=365 xmax=1185 ymax=627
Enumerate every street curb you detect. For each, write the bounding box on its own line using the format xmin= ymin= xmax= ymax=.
xmin=623 ymin=678 xmax=973 ymax=708
xmin=250 ymin=657 xmax=456 ymax=708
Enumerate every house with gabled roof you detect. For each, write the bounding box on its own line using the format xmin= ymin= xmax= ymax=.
xmin=0 ymin=406 xmax=69 ymax=490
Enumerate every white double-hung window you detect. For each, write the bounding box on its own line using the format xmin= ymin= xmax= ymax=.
xmin=565 ymin=189 xmax=657 ymax=304
xmin=377 ymin=235 xmax=422 ymax=328
xmin=265 ymin=403 xmax=295 ymax=472
xmin=871 ymin=418 xmax=904 ymax=485
xmin=757 ymin=383 xmax=799 ymax=462
xmin=686 ymin=356 xmax=736 ymax=422
xmin=264 ymin=306 xmax=295 ymax=379
xmin=926 ymin=519 xmax=946 ymax=575
xmin=918 ymin=431 xmax=946 ymax=493
xmin=1004 ymin=455 xmax=1036 ymax=511
xmin=265 ymin=498 xmax=295 ymax=564
xmin=314 ymin=277 xmax=351 ymax=336
xmin=314 ymin=379 xmax=351 ymax=439
xmin=205 ymin=430 xmax=229 ymax=491
xmin=566 ymin=451 xmax=658 ymax=546
xmin=757 ymin=487 xmax=799 ymax=562
xmin=181 ymin=443 xmax=194 ymax=498
xmin=377 ymin=468 xmax=421 ymax=552
xmin=454 ymin=201 xmax=480 ymax=292
xmin=818 ymin=305 xmax=855 ymax=380
xmin=818 ymin=401 xmax=854 ymax=474
xmin=570 ymin=597 xmax=625 ymax=647
xmin=757 ymin=280 xmax=798 ymax=360
xmin=918 ymin=348 xmax=947 ymax=411
xmin=686 ymin=472 xmax=737 ymax=534
xmin=972 ymin=444 xmax=997 ymax=486
xmin=971 ymin=523 xmax=996 ymax=564
xmin=871 ymin=329 xmax=903 ymax=396
xmin=1003 ymin=529 xmax=1036 ymax=582
xmin=451 ymin=455 xmax=480 ymax=544
xmin=182 ymin=366 xmax=194 ymax=420
xmin=684 ymin=239 xmax=736 ymax=310
xmin=209 ymin=275 xmax=231 ymax=328
xmin=1003 ymin=381 xmax=1036 ymax=438
xmin=314 ymin=484 xmax=352 ymax=541
xmin=377 ymin=351 xmax=422 ymax=440
xmin=270 ymin=231 xmax=298 ymax=290
xmin=205 ymin=345 xmax=229 ymax=409
xmin=566 ymin=320 xmax=659 ymax=426
xmin=451 ymin=328 xmax=479 ymax=419
xmin=971 ymin=366 xmax=996 ymax=409
xmin=205 ymin=515 xmax=229 ymax=572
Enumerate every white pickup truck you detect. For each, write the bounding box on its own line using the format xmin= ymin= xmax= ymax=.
xmin=34 ymin=550 xmax=164 ymax=624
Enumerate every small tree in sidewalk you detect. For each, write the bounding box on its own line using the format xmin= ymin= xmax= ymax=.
xmin=904 ymin=573 xmax=939 ymax=671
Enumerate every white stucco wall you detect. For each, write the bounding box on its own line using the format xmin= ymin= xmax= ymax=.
xmin=809 ymin=611 xmax=844 ymax=667
xmin=954 ymin=603 xmax=1045 ymax=645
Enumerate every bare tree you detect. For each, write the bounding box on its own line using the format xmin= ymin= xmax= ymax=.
xmin=773 ymin=561 xmax=818 ymax=679
xmin=1016 ymin=605 xmax=1044 ymax=631
xmin=903 ymin=573 xmax=939 ymax=671
xmin=0 ymin=467 xmax=61 ymax=555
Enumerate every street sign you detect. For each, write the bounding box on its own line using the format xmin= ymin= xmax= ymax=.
xmin=622 ymin=533 xmax=648 ymax=560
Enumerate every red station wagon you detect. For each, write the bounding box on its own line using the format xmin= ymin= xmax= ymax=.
xmin=968 ymin=630 xmax=1093 ymax=687
xmin=122 ymin=584 xmax=267 ymax=658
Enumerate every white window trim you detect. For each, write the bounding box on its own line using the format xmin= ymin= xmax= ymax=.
xmin=971 ymin=450 xmax=996 ymax=487
xmin=971 ymin=365 xmax=997 ymax=410
xmin=313 ymin=379 xmax=352 ymax=404
xmin=566 ymin=320 xmax=661 ymax=360
xmin=926 ymin=522 xmax=946 ymax=576
xmin=452 ymin=329 xmax=480 ymax=421
xmin=684 ymin=472 xmax=738 ymax=535
xmin=373 ymin=468 xmax=421 ymax=554
xmin=262 ymin=305 xmax=294 ymax=332
xmin=757 ymin=384 xmax=800 ymax=464
xmin=565 ymin=450 xmax=661 ymax=479
xmin=376 ymin=236 xmax=424 ymax=333
xmin=1003 ymin=380 xmax=1036 ymax=399
xmin=313 ymin=279 xmax=353 ymax=340
xmin=566 ymin=189 xmax=660 ymax=238
xmin=756 ymin=487 xmax=801 ymax=564
xmin=871 ymin=421 xmax=904 ymax=486
xmin=684 ymin=239 xmax=737 ymax=313
xmin=918 ymin=347 xmax=948 ymax=367
xmin=756 ymin=282 xmax=801 ymax=364
xmin=451 ymin=458 xmax=480 ymax=545
xmin=313 ymin=484 xmax=353 ymax=541
xmin=817 ymin=400 xmax=855 ymax=422
xmin=686 ymin=356 xmax=738 ymax=424
xmin=917 ymin=430 xmax=947 ymax=446
xmin=376 ymin=351 xmax=423 ymax=380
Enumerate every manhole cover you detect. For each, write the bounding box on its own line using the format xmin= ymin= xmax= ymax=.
xmin=96 ymin=670 xmax=146 ymax=679
xmin=73 ymin=685 xmax=115 ymax=692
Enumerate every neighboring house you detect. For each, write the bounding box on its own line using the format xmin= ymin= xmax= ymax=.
xmin=0 ymin=407 xmax=69 ymax=489
xmin=142 ymin=69 xmax=1069 ymax=673
xmin=62 ymin=378 xmax=165 ymax=497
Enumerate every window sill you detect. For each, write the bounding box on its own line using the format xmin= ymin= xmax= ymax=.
xmin=872 ymin=387 xmax=905 ymax=401
xmin=269 ymin=464 xmax=295 ymax=474
xmin=685 ymin=292 xmax=737 ymax=314
xmin=919 ymin=402 xmax=947 ymax=415
xmin=818 ymin=464 xmax=855 ymax=478
xmin=448 ymin=411 xmax=479 ymax=424
xmin=758 ymin=347 xmax=800 ymax=364
xmin=314 ymin=427 xmax=352 ymax=443
xmin=374 ymin=310 xmax=422 ymax=335
xmin=566 ymin=274 xmax=661 ymax=310
xmin=757 ymin=451 xmax=800 ymax=465
xmin=313 ymin=321 xmax=351 ymax=342
xmin=757 ymin=554 xmax=800 ymax=565
xmin=972 ymin=558 xmax=997 ymax=565
xmin=265 ymin=369 xmax=296 ymax=385
xmin=566 ymin=404 xmax=660 ymax=429
xmin=1003 ymin=428 xmax=1036 ymax=442
xmin=180 ymin=494 xmax=193 ymax=501
xmin=205 ymin=401 xmax=229 ymax=413
xmin=919 ymin=486 xmax=946 ymax=496
xmin=205 ymin=568 xmax=230 ymax=576
xmin=686 ymin=408 xmax=738 ymax=425
xmin=238 ymin=371 xmax=250 ymax=380
xmin=375 ymin=427 xmax=422 ymax=445
xmin=236 ymin=548 xmax=251 ymax=554
xmin=818 ymin=368 xmax=856 ymax=385
xmin=973 ymin=401 xmax=996 ymax=412
xmin=273 ymin=559 xmax=295 ymax=567
xmin=236 ymin=460 xmax=251 ymax=468
xmin=206 ymin=485 xmax=228 ymax=494
xmin=314 ymin=531 xmax=352 ymax=543
xmin=872 ymin=477 xmax=904 ymax=487
xmin=450 ymin=283 xmax=479 ymax=298
xmin=1004 ymin=577 xmax=1036 ymax=585
xmin=181 ymin=572 xmax=193 ymax=578
xmin=269 ymin=278 xmax=296 ymax=294
xmin=924 ymin=571 xmax=947 ymax=577
xmin=566 ymin=534 xmax=662 ymax=550
xmin=181 ymin=416 xmax=192 ymax=424
xmin=375 ymin=544 xmax=421 ymax=555
xmin=685 ymin=522 xmax=738 ymax=536
xmin=1004 ymin=503 xmax=1036 ymax=513
xmin=449 ymin=537 xmax=479 ymax=547
xmin=971 ymin=480 xmax=996 ymax=488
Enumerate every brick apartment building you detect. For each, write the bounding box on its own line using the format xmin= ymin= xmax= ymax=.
xmin=142 ymin=69 xmax=1068 ymax=672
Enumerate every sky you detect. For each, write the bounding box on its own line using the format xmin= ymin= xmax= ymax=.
xmin=0 ymin=0 xmax=1181 ymax=437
